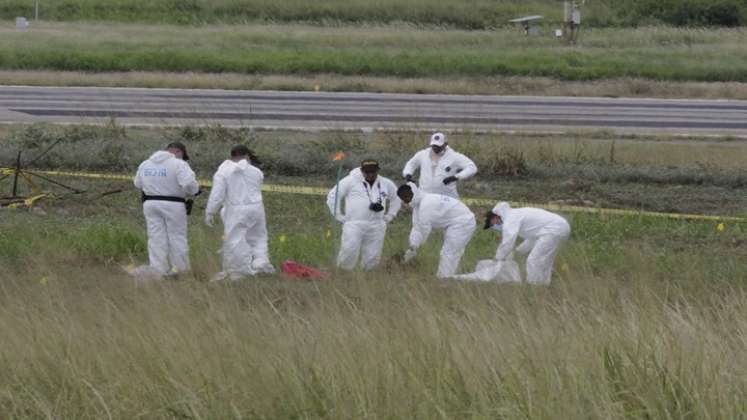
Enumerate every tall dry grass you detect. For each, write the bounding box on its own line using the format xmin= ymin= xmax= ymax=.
xmin=2 ymin=260 xmax=747 ymax=418
xmin=1 ymin=189 xmax=746 ymax=418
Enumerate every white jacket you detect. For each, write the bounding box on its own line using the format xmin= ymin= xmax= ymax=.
xmin=493 ymin=202 xmax=571 ymax=261
xmin=327 ymin=168 xmax=401 ymax=223
xmin=402 ymin=147 xmax=477 ymax=198
xmin=206 ymin=159 xmax=264 ymax=215
xmin=409 ymin=190 xmax=475 ymax=249
xmin=134 ymin=151 xmax=199 ymax=198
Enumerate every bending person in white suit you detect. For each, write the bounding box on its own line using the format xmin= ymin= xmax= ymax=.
xmin=397 ymin=183 xmax=476 ymax=278
xmin=485 ymin=202 xmax=571 ymax=285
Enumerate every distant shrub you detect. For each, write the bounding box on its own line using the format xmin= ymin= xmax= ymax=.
xmin=480 ymin=146 xmax=529 ymax=177
xmin=619 ymin=0 xmax=747 ymax=27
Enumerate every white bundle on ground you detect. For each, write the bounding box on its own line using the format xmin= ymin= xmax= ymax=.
xmin=452 ymin=259 xmax=522 ymax=283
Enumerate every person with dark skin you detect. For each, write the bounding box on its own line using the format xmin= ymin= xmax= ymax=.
xmin=327 ymin=159 xmax=401 ymax=270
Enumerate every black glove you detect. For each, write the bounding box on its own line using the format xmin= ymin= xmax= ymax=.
xmin=443 ymin=176 xmax=458 ymax=185
xmin=405 ymin=174 xmax=414 ymax=183
xmin=369 ymin=202 xmax=385 ymax=212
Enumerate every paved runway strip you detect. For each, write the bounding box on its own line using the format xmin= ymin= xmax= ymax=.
xmin=2 ymin=86 xmax=747 ymax=135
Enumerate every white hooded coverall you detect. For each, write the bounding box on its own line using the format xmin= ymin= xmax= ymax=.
xmin=402 ymin=147 xmax=477 ymax=198
xmin=327 ymin=168 xmax=401 ymax=270
xmin=493 ymin=202 xmax=571 ymax=285
xmin=134 ymin=151 xmax=200 ymax=275
xmin=408 ymin=187 xmax=476 ymax=278
xmin=206 ymin=159 xmax=274 ymax=276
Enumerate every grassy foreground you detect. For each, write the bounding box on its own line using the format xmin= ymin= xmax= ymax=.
xmin=2 ymin=23 xmax=747 ymax=83
xmin=1 ymin=186 xmax=746 ymax=418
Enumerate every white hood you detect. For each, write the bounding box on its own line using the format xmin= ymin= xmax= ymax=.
xmin=407 ymin=182 xmax=424 ymax=207
xmin=493 ymin=202 xmax=571 ymax=262
xmin=205 ymin=159 xmax=264 ymax=215
xmin=149 ymin=150 xmax=175 ymax=163
xmin=493 ymin=202 xmax=512 ymax=219
xmin=134 ymin=150 xmax=199 ymax=198
xmin=217 ymin=159 xmax=253 ymax=176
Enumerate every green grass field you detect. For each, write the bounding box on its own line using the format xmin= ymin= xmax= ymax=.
xmin=2 ymin=122 xmax=747 ymax=417
xmin=2 ymin=1 xmax=747 ymax=416
xmin=2 ymin=23 xmax=747 ymax=84
xmin=1 ymin=182 xmax=746 ymax=418
xmin=2 ymin=0 xmax=746 ymax=27
xmin=5 ymin=70 xmax=747 ymax=99
xmin=3 ymin=124 xmax=747 ymax=216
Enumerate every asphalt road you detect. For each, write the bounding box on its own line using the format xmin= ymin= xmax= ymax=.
xmin=2 ymin=86 xmax=747 ymax=135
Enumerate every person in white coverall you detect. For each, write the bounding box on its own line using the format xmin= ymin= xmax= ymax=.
xmin=327 ymin=159 xmax=401 ymax=271
xmin=485 ymin=202 xmax=571 ymax=285
xmin=132 ymin=142 xmax=200 ymax=278
xmin=397 ymin=183 xmax=476 ymax=278
xmin=205 ymin=145 xmax=275 ymax=280
xmin=402 ymin=132 xmax=477 ymax=199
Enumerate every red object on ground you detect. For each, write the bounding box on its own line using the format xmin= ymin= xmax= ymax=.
xmin=281 ymin=260 xmax=330 ymax=280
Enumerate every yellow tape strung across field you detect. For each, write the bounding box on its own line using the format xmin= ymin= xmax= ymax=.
xmin=3 ymin=168 xmax=745 ymax=223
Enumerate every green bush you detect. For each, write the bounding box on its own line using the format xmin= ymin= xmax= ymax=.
xmin=618 ymin=0 xmax=747 ymax=26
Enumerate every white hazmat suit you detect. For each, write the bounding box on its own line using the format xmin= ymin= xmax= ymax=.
xmin=327 ymin=168 xmax=401 ymax=270
xmin=206 ymin=159 xmax=274 ymax=278
xmin=493 ymin=202 xmax=571 ymax=285
xmin=133 ymin=151 xmax=200 ymax=277
xmin=402 ymin=144 xmax=477 ymax=198
xmin=406 ymin=186 xmax=476 ymax=278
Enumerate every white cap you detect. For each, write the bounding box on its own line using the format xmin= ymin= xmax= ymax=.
xmin=429 ymin=132 xmax=447 ymax=146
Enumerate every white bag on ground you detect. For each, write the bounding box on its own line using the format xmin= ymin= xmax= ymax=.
xmin=452 ymin=259 xmax=522 ymax=283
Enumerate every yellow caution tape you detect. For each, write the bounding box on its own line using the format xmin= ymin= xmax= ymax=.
xmin=5 ymin=194 xmax=48 ymax=209
xmin=24 ymin=194 xmax=48 ymax=207
xmin=3 ymin=168 xmax=745 ymax=223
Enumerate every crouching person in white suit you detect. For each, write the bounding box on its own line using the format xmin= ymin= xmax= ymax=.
xmin=397 ymin=183 xmax=476 ymax=278
xmin=327 ymin=159 xmax=401 ymax=271
xmin=205 ymin=145 xmax=275 ymax=281
xmin=483 ymin=202 xmax=571 ymax=285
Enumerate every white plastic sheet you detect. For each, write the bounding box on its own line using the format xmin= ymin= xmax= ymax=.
xmin=452 ymin=259 xmax=522 ymax=283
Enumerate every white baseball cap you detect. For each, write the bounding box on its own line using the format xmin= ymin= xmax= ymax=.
xmin=429 ymin=132 xmax=447 ymax=146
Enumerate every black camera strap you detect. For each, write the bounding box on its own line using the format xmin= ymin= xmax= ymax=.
xmin=362 ymin=181 xmax=383 ymax=205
